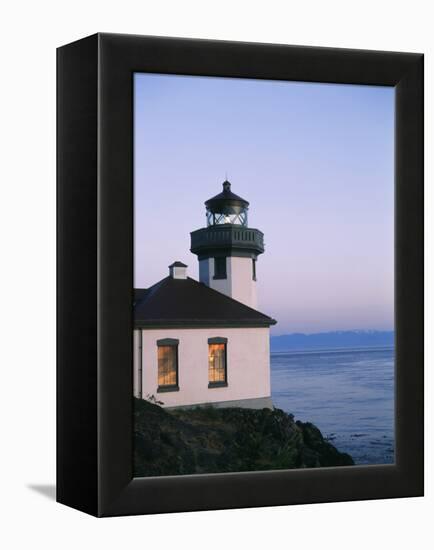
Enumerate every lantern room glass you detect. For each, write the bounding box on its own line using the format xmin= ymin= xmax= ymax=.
xmin=206 ymin=209 xmax=248 ymax=227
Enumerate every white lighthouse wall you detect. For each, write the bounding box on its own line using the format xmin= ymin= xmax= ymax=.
xmin=198 ymin=256 xmax=257 ymax=309
xmin=133 ymin=326 xmax=271 ymax=409
xmin=229 ymin=257 xmax=258 ymax=309
xmin=210 ymin=257 xmax=232 ymax=297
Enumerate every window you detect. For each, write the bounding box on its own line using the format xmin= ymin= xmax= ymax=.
xmin=157 ymin=339 xmax=179 ymax=392
xmin=208 ymin=337 xmax=228 ymax=387
xmin=213 ymin=256 xmax=227 ymax=279
xmin=252 ymin=258 xmax=257 ymax=280
xmin=206 ymin=210 xmax=248 ymax=227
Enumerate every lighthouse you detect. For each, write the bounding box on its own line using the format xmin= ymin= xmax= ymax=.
xmin=190 ymin=180 xmax=264 ymax=309
xmin=133 ymin=178 xmax=276 ymax=410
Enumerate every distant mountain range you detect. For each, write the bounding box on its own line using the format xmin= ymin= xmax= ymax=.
xmin=270 ymin=330 xmax=394 ymax=352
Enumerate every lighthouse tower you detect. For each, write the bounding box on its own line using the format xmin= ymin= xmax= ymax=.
xmin=190 ymin=180 xmax=265 ymax=309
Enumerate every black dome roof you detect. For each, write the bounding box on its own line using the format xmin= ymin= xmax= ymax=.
xmin=205 ymin=180 xmax=249 ymax=212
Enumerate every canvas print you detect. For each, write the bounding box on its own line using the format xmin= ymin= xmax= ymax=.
xmin=133 ymin=74 xmax=394 ymax=477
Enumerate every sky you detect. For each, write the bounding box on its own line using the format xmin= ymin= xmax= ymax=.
xmin=134 ymin=73 xmax=395 ymax=335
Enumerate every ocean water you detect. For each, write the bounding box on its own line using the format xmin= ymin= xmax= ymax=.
xmin=271 ymin=347 xmax=395 ymax=465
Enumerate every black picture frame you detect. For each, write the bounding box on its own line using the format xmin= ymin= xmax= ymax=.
xmin=57 ymin=33 xmax=424 ymax=517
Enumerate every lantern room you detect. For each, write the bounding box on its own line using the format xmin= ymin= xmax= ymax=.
xmin=191 ymin=179 xmax=265 ymax=309
xmin=205 ymin=180 xmax=249 ymax=226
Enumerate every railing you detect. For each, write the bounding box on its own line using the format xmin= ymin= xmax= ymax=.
xmin=190 ymin=226 xmax=264 ymax=252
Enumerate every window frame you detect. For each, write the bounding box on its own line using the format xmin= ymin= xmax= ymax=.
xmin=207 ymin=337 xmax=228 ymax=388
xmin=213 ymin=256 xmax=227 ymax=279
xmin=156 ymin=338 xmax=179 ymax=392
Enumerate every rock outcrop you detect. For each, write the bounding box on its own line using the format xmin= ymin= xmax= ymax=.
xmin=133 ymin=398 xmax=354 ymax=477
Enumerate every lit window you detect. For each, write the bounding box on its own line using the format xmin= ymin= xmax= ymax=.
xmin=157 ymin=339 xmax=179 ymax=392
xmin=208 ymin=338 xmax=227 ymax=387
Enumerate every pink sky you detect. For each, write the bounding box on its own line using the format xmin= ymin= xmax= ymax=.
xmin=134 ymin=74 xmax=395 ymax=335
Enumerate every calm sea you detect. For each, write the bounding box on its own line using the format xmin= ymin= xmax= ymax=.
xmin=271 ymin=347 xmax=395 ymax=465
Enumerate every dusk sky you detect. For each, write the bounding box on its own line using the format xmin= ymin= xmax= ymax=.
xmin=134 ymin=73 xmax=394 ymax=335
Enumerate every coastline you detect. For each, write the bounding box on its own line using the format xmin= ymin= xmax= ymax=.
xmin=133 ymin=397 xmax=354 ymax=478
xmin=270 ymin=346 xmax=395 ymax=465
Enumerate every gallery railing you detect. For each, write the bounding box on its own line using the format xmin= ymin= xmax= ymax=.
xmin=190 ymin=225 xmax=265 ymax=256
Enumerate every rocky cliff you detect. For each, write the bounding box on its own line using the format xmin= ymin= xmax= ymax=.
xmin=133 ymin=398 xmax=354 ymax=477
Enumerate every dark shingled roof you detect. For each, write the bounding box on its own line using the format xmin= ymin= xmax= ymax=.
xmin=134 ymin=276 xmax=276 ymax=328
xmin=134 ymin=288 xmax=148 ymax=305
